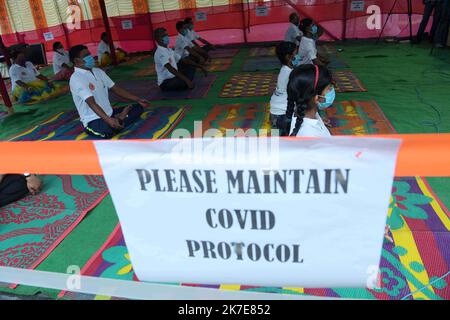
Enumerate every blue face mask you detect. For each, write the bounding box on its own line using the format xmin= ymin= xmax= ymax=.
xmin=292 ymin=53 xmax=301 ymax=67
xmin=318 ymin=87 xmax=336 ymax=110
xmin=83 ymin=55 xmax=95 ymax=69
xmin=311 ymin=25 xmax=318 ymax=35
xmin=162 ymin=35 xmax=170 ymax=46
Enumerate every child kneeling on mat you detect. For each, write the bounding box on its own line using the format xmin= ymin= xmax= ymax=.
xmin=154 ymin=28 xmax=207 ymax=92
xmin=286 ymin=64 xmax=335 ymax=137
xmin=9 ymin=51 xmax=60 ymax=104
xmin=269 ymin=41 xmax=298 ymax=136
xmin=69 ymin=45 xmax=150 ymax=139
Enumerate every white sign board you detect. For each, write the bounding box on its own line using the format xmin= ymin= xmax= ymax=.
xmin=255 ymin=6 xmax=269 ymax=17
xmin=43 ymin=32 xmax=54 ymax=42
xmin=95 ymin=137 xmax=401 ymax=288
xmin=351 ymin=1 xmax=365 ymax=12
xmin=195 ymin=12 xmax=207 ymax=22
xmin=121 ymin=20 xmax=133 ymax=30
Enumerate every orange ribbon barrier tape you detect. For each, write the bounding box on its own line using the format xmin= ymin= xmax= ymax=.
xmin=0 ymin=134 xmax=449 ymax=177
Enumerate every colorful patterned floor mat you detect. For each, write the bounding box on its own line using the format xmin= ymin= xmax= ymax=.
xmin=209 ymin=48 xmax=240 ymax=58
xmin=60 ymin=176 xmax=450 ymax=300
xmin=110 ymin=75 xmax=216 ymax=102
xmin=248 ymin=47 xmax=276 ymax=57
xmin=333 ymin=70 xmax=367 ymax=93
xmin=242 ymin=57 xmax=281 ymax=72
xmin=325 ymin=100 xmax=395 ymax=135
xmin=202 ymin=103 xmax=271 ymax=135
xmin=0 ymin=175 xmax=108 ymax=288
xmin=9 ymin=106 xmax=191 ymax=141
xmin=219 ymin=73 xmax=277 ymax=98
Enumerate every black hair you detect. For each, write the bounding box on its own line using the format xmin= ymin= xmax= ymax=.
xmin=286 ymin=64 xmax=333 ymax=136
xmin=10 ymin=50 xmax=24 ymax=61
xmin=289 ymin=13 xmax=299 ymax=22
xmin=184 ymin=17 xmax=193 ymax=24
xmin=276 ymin=41 xmax=297 ymax=66
xmin=69 ymin=44 xmax=88 ymax=63
xmin=53 ymin=41 xmax=62 ymax=51
xmin=176 ymin=21 xmax=186 ymax=32
xmin=154 ymin=28 xmax=167 ymax=40
xmin=101 ymin=32 xmax=107 ymax=39
xmin=299 ymin=18 xmax=313 ymax=34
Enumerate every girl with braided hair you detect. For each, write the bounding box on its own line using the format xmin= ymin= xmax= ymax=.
xmin=286 ymin=64 xmax=335 ymax=137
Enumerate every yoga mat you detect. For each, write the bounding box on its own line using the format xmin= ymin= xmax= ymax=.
xmin=22 ymin=84 xmax=70 ymax=106
xmin=327 ymin=57 xmax=350 ymax=69
xmin=248 ymin=47 xmax=277 ymax=57
xmin=119 ymin=54 xmax=152 ymax=67
xmin=318 ymin=43 xmax=338 ymax=56
xmin=134 ymin=65 xmax=156 ymax=78
xmin=60 ymin=176 xmax=450 ymax=300
xmin=241 ymin=57 xmax=281 ymax=72
xmin=0 ymin=175 xmax=108 ymax=287
xmin=209 ymin=48 xmax=239 ymax=58
xmin=332 ymin=70 xmax=367 ymax=93
xmin=10 ymin=105 xmax=191 ymax=141
xmin=219 ymin=73 xmax=277 ymax=98
xmin=206 ymin=58 xmax=233 ymax=72
xmin=202 ymin=103 xmax=271 ymax=135
xmin=110 ymin=75 xmax=216 ymax=102
xmin=324 ymin=100 xmax=396 ymax=135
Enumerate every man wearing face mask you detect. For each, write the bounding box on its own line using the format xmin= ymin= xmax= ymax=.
xmin=69 ymin=45 xmax=149 ymax=139
xmin=184 ymin=17 xmax=214 ymax=61
xmin=52 ymin=42 xmax=73 ymax=81
xmin=175 ymin=21 xmax=207 ymax=66
xmin=154 ymin=27 xmax=207 ymax=91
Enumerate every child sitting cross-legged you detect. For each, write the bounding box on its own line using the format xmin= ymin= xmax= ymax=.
xmin=269 ymin=41 xmax=299 ymax=136
xmin=286 ymin=64 xmax=336 ymax=137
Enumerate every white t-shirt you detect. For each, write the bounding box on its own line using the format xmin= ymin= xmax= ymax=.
xmin=70 ymin=67 xmax=115 ymax=127
xmin=187 ymin=29 xmax=200 ymax=42
xmin=270 ymin=65 xmax=293 ymax=115
xmin=175 ymin=33 xmax=194 ymax=59
xmin=53 ymin=50 xmax=71 ymax=74
xmin=298 ymin=37 xmax=317 ymax=65
xmin=290 ymin=112 xmax=331 ymax=137
xmin=9 ymin=62 xmax=40 ymax=92
xmin=284 ymin=23 xmax=303 ymax=46
xmin=154 ymin=45 xmax=181 ymax=86
xmin=97 ymin=40 xmax=112 ymax=57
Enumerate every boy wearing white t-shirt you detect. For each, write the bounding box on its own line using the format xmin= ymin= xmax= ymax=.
xmin=269 ymin=42 xmax=298 ymax=135
xmin=154 ymin=28 xmax=207 ymax=91
xmin=175 ymin=21 xmax=207 ymax=66
xmin=69 ymin=45 xmax=149 ymax=139
xmin=52 ymin=42 xmax=73 ymax=81
xmin=297 ymin=20 xmax=328 ymax=66
xmin=184 ymin=17 xmax=214 ymax=61
xmin=284 ymin=13 xmax=303 ymax=46
xmin=97 ymin=32 xmax=128 ymax=67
